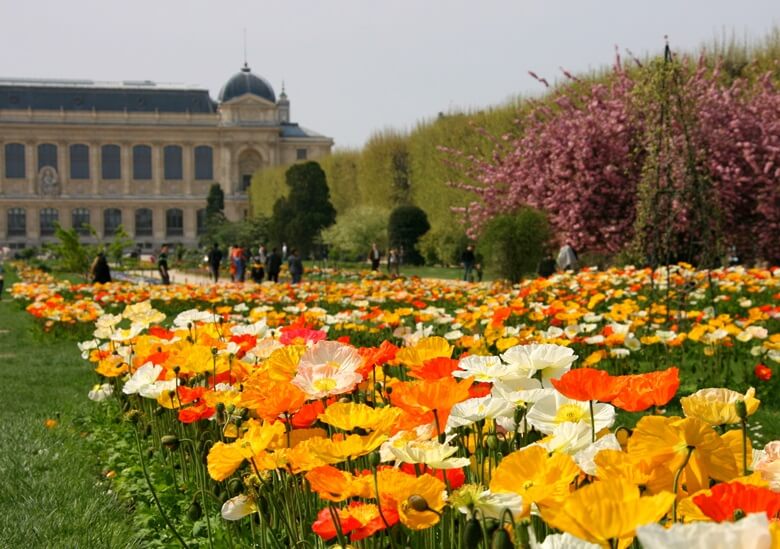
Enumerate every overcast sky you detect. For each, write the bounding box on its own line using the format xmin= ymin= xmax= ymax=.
xmin=1 ymin=1 xmax=777 ymax=148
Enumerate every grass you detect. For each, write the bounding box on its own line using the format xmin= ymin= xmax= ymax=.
xmin=0 ymin=268 xmax=139 ymax=548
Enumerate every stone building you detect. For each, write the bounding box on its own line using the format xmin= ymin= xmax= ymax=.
xmin=0 ymin=64 xmax=333 ymax=250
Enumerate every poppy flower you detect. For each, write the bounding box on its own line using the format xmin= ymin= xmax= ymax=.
xmin=390 ymin=377 xmax=473 ymax=432
xmin=550 ymin=367 xmax=625 ymax=402
xmin=312 ymin=501 xmax=398 ymax=542
xmin=407 ymin=357 xmax=461 ymax=380
xmin=610 ymin=367 xmax=680 ymax=412
xmin=755 ymin=364 xmax=772 ymax=381
xmin=542 ymin=479 xmax=675 ymax=547
xmin=693 ymin=481 xmax=780 ymax=522
xmin=681 ymin=387 xmax=760 ymax=425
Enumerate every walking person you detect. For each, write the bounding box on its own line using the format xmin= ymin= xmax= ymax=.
xmin=157 ymin=244 xmax=170 ymax=285
xmin=368 ymin=243 xmax=381 ymax=271
xmin=90 ymin=251 xmax=112 ymax=284
xmin=387 ymin=248 xmax=399 ymax=277
xmin=288 ymin=248 xmax=303 ymax=284
xmin=266 ymin=247 xmax=282 ymax=283
xmin=461 ymin=244 xmax=476 ymax=281
xmin=207 ymin=243 xmax=223 ymax=283
xmin=556 ymin=242 xmax=578 ymax=272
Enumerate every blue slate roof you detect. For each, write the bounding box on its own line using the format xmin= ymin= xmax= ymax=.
xmin=218 ymin=65 xmax=276 ymax=104
xmin=0 ymin=78 xmax=216 ymax=113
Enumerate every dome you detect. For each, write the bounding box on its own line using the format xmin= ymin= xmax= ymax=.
xmin=218 ymin=64 xmax=276 ymax=103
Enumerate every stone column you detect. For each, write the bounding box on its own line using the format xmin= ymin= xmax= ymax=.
xmin=26 ymin=140 xmax=35 ymax=195
xmin=90 ymin=142 xmax=100 ymax=195
xmin=57 ymin=142 xmax=68 ymax=187
xmin=152 ymin=143 xmax=162 ymax=196
xmin=182 ymin=144 xmax=193 ymax=196
xmin=121 ymin=143 xmax=131 ymax=195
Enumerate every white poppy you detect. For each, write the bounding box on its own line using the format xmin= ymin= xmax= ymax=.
xmin=88 ymin=383 xmax=113 ymax=402
xmin=529 ymin=531 xmax=600 ymax=549
xmin=572 ymin=433 xmax=622 ymax=475
xmin=453 ymin=487 xmax=524 ymax=520
xmin=386 ymin=439 xmax=470 ymax=469
xmin=454 ymin=355 xmax=519 ymax=384
xmin=221 ymin=494 xmax=257 ymax=521
xmin=446 ymin=395 xmax=515 ymax=431
xmin=636 ymin=512 xmax=770 ymax=549
xmin=123 ymin=362 xmax=162 ymax=395
xmin=500 ymin=343 xmax=577 ymax=384
xmin=538 ymin=421 xmax=593 ymax=455
xmin=526 ymin=392 xmax=615 ymax=435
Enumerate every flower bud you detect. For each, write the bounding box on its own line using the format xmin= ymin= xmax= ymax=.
xmin=161 ymin=434 xmax=179 ymax=450
xmin=490 ymin=528 xmax=514 ymax=549
xmin=407 ymin=494 xmax=430 ymax=512
xmin=187 ymin=500 xmax=202 ymax=521
xmin=735 ymin=400 xmax=748 ymax=421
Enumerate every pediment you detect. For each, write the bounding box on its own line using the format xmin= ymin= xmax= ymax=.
xmin=220 ymin=94 xmax=277 ymax=109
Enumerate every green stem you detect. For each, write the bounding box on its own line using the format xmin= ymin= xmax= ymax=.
xmin=741 ymin=418 xmax=749 ymax=476
xmin=588 ymin=399 xmax=596 ymax=443
xmin=133 ymin=427 xmax=190 ymax=548
xmin=672 ymin=446 xmax=695 ymax=522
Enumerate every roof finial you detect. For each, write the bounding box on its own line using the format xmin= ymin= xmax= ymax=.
xmin=242 ymin=28 xmax=249 ymax=71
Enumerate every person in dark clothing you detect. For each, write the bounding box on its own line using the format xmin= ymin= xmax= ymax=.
xmin=157 ymin=245 xmax=171 ymax=285
xmin=250 ymin=255 xmax=265 ymax=283
xmin=368 ymin=243 xmax=381 ymax=271
xmin=288 ymin=249 xmax=303 ymax=284
xmin=207 ymin=243 xmax=223 ymax=283
xmin=461 ymin=244 xmax=476 ymax=282
xmin=266 ymin=248 xmax=282 ymax=282
xmin=90 ymin=252 xmax=112 ymax=284
xmin=0 ymin=261 xmax=4 ymax=298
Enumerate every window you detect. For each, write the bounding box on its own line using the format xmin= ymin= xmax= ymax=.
xmin=39 ymin=208 xmax=59 ymax=236
xmin=194 ymin=146 xmax=213 ymax=180
xmin=71 ymin=208 xmax=91 ymax=235
xmin=101 ymin=145 xmax=121 ymax=179
xmin=132 ymin=145 xmax=152 ymax=180
xmin=241 ymin=174 xmax=252 ymax=191
xmin=38 ymin=143 xmax=58 ymax=171
xmin=196 ymin=208 xmax=207 ymax=235
xmin=166 ymin=208 xmax=183 ymax=236
xmin=4 ymin=143 xmax=25 ymax=178
xmin=164 ymin=145 xmax=182 ymax=180
xmin=103 ymin=208 xmax=122 ymax=236
xmin=69 ymin=144 xmax=90 ymax=179
xmin=296 ymin=148 xmax=308 ymax=160
xmin=135 ymin=208 xmax=153 ymax=237
xmin=7 ymin=208 xmax=26 ymax=236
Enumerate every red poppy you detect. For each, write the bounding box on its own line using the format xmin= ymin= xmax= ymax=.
xmin=178 ymin=401 xmax=215 ymax=424
xmin=693 ymin=481 xmax=780 ymax=522
xmin=358 ymin=341 xmax=399 ymax=377
xmin=550 ymin=367 xmax=625 ymax=402
xmin=399 ymin=463 xmax=465 ymax=489
xmin=312 ymin=501 xmax=398 ymax=542
xmin=148 ymin=326 xmax=175 ymax=340
xmin=610 ymin=367 xmax=680 ymax=412
xmin=755 ymin=363 xmax=772 ymax=381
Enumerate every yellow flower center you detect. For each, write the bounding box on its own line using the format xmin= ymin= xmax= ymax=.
xmin=522 ymin=480 xmax=534 ymax=490
xmin=313 ymin=378 xmax=338 ymax=392
xmin=554 ymin=404 xmax=587 ymax=424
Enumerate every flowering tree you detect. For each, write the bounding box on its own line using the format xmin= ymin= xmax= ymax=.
xmin=446 ymin=53 xmax=780 ymax=263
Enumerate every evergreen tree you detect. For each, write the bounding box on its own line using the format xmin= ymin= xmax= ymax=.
xmin=270 ymin=162 xmax=336 ymax=256
xmin=388 ymin=205 xmax=430 ymax=265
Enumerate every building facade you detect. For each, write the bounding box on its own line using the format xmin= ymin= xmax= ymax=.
xmin=0 ymin=64 xmax=333 ymax=249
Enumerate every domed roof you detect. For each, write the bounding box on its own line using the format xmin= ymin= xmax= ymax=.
xmin=218 ymin=64 xmax=276 ymax=103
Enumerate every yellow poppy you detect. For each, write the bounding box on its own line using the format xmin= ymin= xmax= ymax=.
xmin=489 ymin=445 xmax=580 ymax=515
xmin=628 ymin=416 xmax=739 ymax=495
xmin=376 ymin=470 xmax=446 ymax=530
xmin=318 ymin=402 xmax=401 ymax=434
xmin=594 ymin=449 xmax=674 ymax=495
xmin=263 ymin=344 xmax=306 ymax=381
xmin=541 ymin=479 xmax=675 ymax=547
xmin=394 ymin=336 xmax=452 ymax=368
xmin=680 ymin=387 xmax=760 ymax=425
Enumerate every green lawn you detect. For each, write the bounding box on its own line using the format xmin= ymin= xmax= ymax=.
xmin=0 ymin=268 xmax=139 ymax=548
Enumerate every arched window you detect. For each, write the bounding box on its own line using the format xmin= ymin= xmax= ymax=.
xmin=164 ymin=145 xmax=182 ymax=180
xmin=7 ymin=208 xmax=26 ymax=236
xmin=39 ymin=208 xmax=59 ymax=236
xmin=4 ymin=143 xmax=25 ymax=178
xmin=135 ymin=208 xmax=153 ymax=237
xmin=103 ymin=208 xmax=122 ymax=236
xmin=69 ymin=144 xmax=90 ymax=179
xmin=38 ymin=143 xmax=58 ymax=171
xmin=133 ymin=145 xmax=152 ymax=180
xmin=196 ymin=208 xmax=207 ymax=235
xmin=71 ymin=208 xmax=91 ymax=235
xmin=194 ymin=146 xmax=213 ymax=180
xmin=166 ymin=208 xmax=183 ymax=237
xmin=101 ymin=145 xmax=121 ymax=179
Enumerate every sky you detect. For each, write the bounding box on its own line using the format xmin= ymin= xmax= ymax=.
xmin=1 ymin=0 xmax=778 ymax=149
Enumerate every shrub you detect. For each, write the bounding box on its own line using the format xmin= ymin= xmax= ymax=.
xmin=478 ymin=208 xmax=551 ymax=283
xmin=321 ymin=207 xmax=390 ymax=262
xmin=388 ymin=205 xmax=430 ymax=266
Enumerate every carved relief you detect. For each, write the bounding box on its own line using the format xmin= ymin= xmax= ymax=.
xmin=38 ymin=166 xmax=61 ymax=196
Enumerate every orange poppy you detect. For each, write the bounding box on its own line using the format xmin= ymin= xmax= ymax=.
xmin=357 ymin=340 xmax=399 ymax=377
xmin=390 ymin=377 xmax=473 ymax=432
xmin=610 ymin=367 xmax=680 ymax=412
xmin=550 ymin=367 xmax=625 ymax=402
xmin=240 ymin=377 xmax=307 ymax=421
xmin=312 ymin=501 xmax=398 ymax=542
xmin=693 ymin=481 xmax=780 ymax=521
xmin=407 ymin=357 xmax=461 ymax=380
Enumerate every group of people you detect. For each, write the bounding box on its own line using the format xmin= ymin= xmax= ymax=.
xmin=368 ymin=243 xmax=402 ymax=276
xmin=206 ymin=243 xmax=304 ymax=285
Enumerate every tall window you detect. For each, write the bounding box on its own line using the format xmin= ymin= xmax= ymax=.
xmin=101 ymin=145 xmax=121 ymax=179
xmin=135 ymin=208 xmax=153 ymax=236
xmin=166 ymin=208 xmax=183 ymax=236
xmin=39 ymin=208 xmax=59 ymax=236
xmin=164 ymin=145 xmax=182 ymax=180
xmin=38 ymin=143 xmax=58 ymax=171
xmin=104 ymin=208 xmax=122 ymax=236
xmin=133 ymin=145 xmax=152 ymax=180
xmin=196 ymin=208 xmax=207 ymax=235
xmin=7 ymin=208 xmax=26 ymax=236
xmin=296 ymin=148 xmax=308 ymax=161
xmin=4 ymin=143 xmax=25 ymax=178
xmin=241 ymin=174 xmax=252 ymax=191
xmin=194 ymin=146 xmax=213 ymax=180
xmin=69 ymin=144 xmax=90 ymax=179
xmin=71 ymin=208 xmax=91 ymax=235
